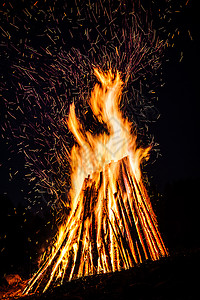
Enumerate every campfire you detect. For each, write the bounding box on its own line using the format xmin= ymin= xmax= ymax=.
xmin=23 ymin=68 xmax=168 ymax=295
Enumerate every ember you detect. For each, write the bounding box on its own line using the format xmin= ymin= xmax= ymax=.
xmin=24 ymin=69 xmax=168 ymax=295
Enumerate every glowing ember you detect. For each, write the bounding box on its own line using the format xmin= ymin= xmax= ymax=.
xmin=23 ymin=69 xmax=168 ymax=295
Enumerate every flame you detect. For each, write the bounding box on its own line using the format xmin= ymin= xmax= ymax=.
xmin=24 ymin=68 xmax=168 ymax=295
xmin=68 ymin=68 xmax=149 ymax=206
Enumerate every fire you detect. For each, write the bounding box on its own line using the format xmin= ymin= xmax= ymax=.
xmin=24 ymin=68 xmax=168 ymax=295
xmin=68 ymin=69 xmax=148 ymax=203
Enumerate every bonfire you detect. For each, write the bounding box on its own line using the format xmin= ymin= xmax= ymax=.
xmin=23 ymin=68 xmax=168 ymax=295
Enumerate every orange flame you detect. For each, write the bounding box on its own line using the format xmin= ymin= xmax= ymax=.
xmin=68 ymin=68 xmax=149 ymax=206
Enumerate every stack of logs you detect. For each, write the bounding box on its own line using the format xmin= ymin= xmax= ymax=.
xmin=24 ymin=156 xmax=168 ymax=295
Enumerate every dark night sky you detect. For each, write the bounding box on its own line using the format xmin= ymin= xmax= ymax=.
xmin=142 ymin=0 xmax=200 ymax=190
xmin=149 ymin=35 xmax=199 ymax=189
xmin=0 ymin=0 xmax=199 ymax=230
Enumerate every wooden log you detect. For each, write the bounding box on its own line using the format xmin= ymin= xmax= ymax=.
xmin=120 ymin=159 xmax=150 ymax=261
xmin=123 ymin=156 xmax=168 ymax=258
xmin=118 ymin=161 xmax=147 ymax=262
xmin=114 ymin=190 xmax=137 ymax=266
xmin=72 ymin=184 xmax=92 ymax=279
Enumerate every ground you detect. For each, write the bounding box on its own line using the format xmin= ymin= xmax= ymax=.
xmin=1 ymin=249 xmax=199 ymax=300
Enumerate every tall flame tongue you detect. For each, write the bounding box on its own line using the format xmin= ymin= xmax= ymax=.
xmin=24 ymin=69 xmax=168 ymax=295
